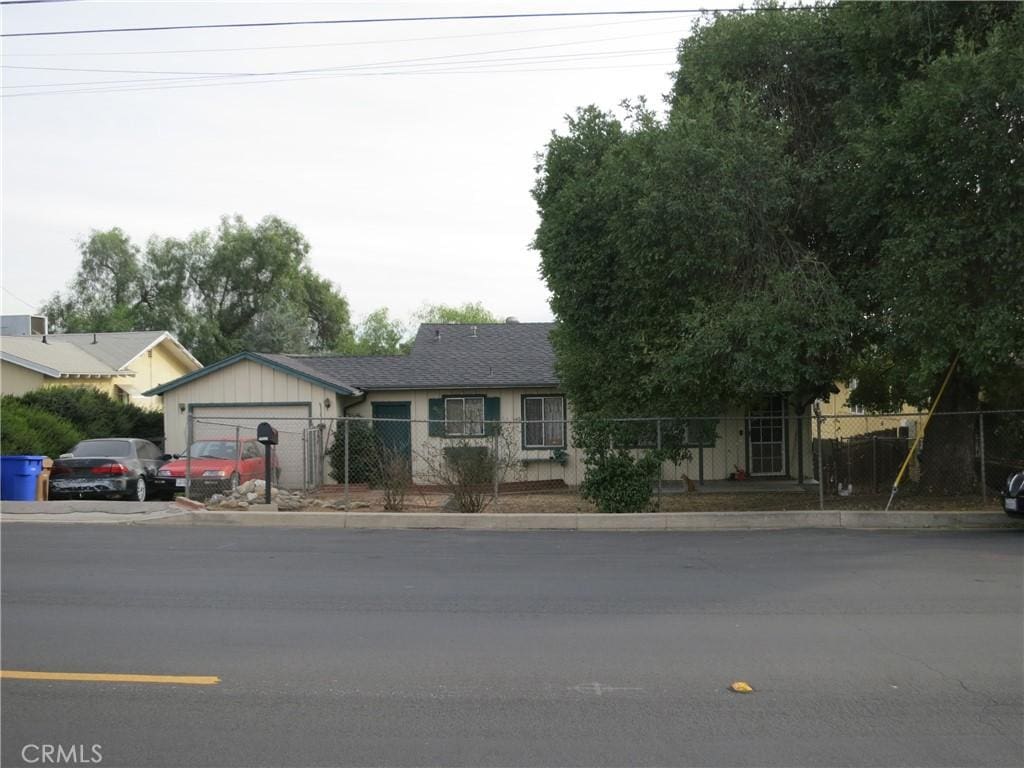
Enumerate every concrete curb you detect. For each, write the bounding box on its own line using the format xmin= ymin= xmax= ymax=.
xmin=148 ymin=509 xmax=1024 ymax=531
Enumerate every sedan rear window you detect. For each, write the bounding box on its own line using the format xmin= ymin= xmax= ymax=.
xmin=70 ymin=440 xmax=133 ymax=457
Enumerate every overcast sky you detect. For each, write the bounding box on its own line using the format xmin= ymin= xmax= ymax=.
xmin=2 ymin=1 xmax=733 ymax=329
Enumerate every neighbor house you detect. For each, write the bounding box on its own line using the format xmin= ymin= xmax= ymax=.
xmin=145 ymin=321 xmax=815 ymax=490
xmin=816 ymin=380 xmax=923 ymax=441
xmin=0 ymin=315 xmax=202 ymax=410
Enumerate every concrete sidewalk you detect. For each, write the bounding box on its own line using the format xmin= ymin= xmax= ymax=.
xmin=0 ymin=500 xmax=190 ymax=525
xmin=2 ymin=501 xmax=1021 ymax=530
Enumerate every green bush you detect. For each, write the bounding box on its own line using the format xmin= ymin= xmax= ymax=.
xmin=0 ymin=397 xmax=83 ymax=457
xmin=327 ymin=421 xmax=385 ymax=484
xmin=17 ymin=386 xmax=163 ymax=443
xmin=580 ymin=449 xmax=662 ymax=514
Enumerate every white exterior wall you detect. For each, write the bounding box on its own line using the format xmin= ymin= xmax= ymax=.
xmin=342 ymin=387 xmax=576 ymax=486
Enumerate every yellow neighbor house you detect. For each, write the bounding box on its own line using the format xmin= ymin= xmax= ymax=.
xmin=816 ymin=380 xmax=924 ymax=440
xmin=0 ymin=320 xmax=201 ymax=411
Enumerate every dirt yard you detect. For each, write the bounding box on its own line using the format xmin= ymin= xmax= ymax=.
xmin=308 ymin=486 xmax=1002 ymax=514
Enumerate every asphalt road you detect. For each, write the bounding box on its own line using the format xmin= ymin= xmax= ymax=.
xmin=1 ymin=525 xmax=1021 ymax=768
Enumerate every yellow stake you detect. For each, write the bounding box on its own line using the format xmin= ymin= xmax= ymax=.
xmin=885 ymin=353 xmax=960 ymax=512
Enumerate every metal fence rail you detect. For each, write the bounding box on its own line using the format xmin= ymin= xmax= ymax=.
xmin=180 ymin=409 xmax=1023 ymax=508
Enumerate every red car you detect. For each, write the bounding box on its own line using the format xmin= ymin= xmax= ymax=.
xmin=153 ymin=437 xmax=279 ymax=499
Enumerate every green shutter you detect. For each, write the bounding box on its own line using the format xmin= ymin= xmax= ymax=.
xmin=484 ymin=397 xmax=501 ymax=436
xmin=428 ymin=398 xmax=445 ymax=437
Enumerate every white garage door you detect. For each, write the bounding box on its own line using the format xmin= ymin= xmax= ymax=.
xmin=191 ymin=405 xmax=312 ymax=490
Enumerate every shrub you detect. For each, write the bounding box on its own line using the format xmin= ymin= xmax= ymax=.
xmin=17 ymin=386 xmax=163 ymax=443
xmin=327 ymin=421 xmax=385 ymax=484
xmin=0 ymin=397 xmax=83 ymax=457
xmin=580 ymin=450 xmax=661 ymax=514
xmin=417 ymin=431 xmax=523 ymax=513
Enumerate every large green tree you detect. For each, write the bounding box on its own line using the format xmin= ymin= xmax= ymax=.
xmin=533 ymin=1 xmax=1023 ymax=492
xmin=412 ymin=302 xmax=499 ymax=325
xmin=43 ymin=215 xmax=354 ymax=363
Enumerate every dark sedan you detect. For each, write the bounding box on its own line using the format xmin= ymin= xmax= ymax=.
xmin=49 ymin=438 xmax=171 ymax=502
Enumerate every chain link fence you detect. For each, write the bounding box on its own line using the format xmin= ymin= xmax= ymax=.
xmin=176 ymin=409 xmax=1022 ymax=508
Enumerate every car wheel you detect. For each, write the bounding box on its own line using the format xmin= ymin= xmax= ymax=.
xmin=135 ymin=477 xmax=147 ymax=502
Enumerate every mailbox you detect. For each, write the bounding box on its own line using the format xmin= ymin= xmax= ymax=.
xmin=257 ymin=422 xmax=279 ymax=445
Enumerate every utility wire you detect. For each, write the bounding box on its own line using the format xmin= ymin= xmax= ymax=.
xmin=1 ymin=15 xmax=681 ymax=57
xmin=2 ymin=60 xmax=675 ymax=98
xmin=1 ymin=8 xmax=773 ymax=38
xmin=2 ymin=48 xmax=678 ymax=96
xmin=2 ymin=28 xmax=684 ymax=83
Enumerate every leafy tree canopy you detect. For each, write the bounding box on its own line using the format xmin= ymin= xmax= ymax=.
xmin=350 ymin=308 xmax=409 ymax=356
xmin=43 ymin=215 xmax=354 ymax=364
xmin=412 ymin=302 xmax=500 ymax=326
xmin=534 ymin=1 xmax=1022 ymax=421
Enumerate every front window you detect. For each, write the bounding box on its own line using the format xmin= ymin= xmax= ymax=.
xmin=445 ymin=397 xmax=484 ymax=436
xmin=523 ymin=396 xmax=565 ymax=448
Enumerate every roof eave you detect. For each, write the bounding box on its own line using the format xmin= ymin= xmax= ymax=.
xmin=142 ymin=351 xmax=362 ymax=397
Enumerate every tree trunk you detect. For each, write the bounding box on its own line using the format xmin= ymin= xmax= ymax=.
xmin=919 ymin=371 xmax=978 ymax=495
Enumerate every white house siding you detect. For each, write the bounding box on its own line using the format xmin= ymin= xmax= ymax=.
xmin=341 ymin=391 xmax=816 ymax=488
xmin=341 ymin=388 xmax=577 ymax=486
xmin=159 ymin=359 xmax=338 ymax=489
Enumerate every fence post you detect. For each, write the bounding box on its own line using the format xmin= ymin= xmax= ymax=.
xmin=343 ymin=418 xmax=349 ymax=510
xmin=185 ymin=411 xmax=193 ymax=500
xmin=872 ymin=436 xmax=878 ymax=495
xmin=815 ymin=403 xmax=824 ymax=512
xmin=493 ymin=425 xmax=500 ymax=501
xmin=656 ymin=418 xmax=662 ymax=505
xmin=235 ymin=425 xmax=241 ymax=485
xmin=698 ymin=418 xmax=704 ymax=486
xmin=979 ymin=412 xmax=987 ymax=503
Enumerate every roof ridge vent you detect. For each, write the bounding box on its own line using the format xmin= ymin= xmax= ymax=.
xmin=470 ymin=325 xmax=478 ymax=337
xmin=433 ymin=329 xmax=441 ymax=342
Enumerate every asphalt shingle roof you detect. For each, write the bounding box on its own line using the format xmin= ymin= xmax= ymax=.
xmin=268 ymin=322 xmax=557 ymax=391
xmin=45 ymin=331 xmax=169 ymax=370
xmin=0 ymin=336 xmax=123 ymax=377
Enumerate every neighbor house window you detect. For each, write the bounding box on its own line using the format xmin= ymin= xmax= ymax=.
xmin=523 ymin=396 xmax=565 ymax=448
xmin=445 ymin=397 xmax=485 ymax=436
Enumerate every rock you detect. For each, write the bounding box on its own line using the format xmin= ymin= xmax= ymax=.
xmin=237 ymin=501 xmax=249 ymax=509
xmin=245 ymin=492 xmax=258 ymax=503
xmin=208 ymin=494 xmax=224 ymax=505
xmin=349 ymin=501 xmax=370 ymax=509
xmin=278 ymin=498 xmax=303 ymax=511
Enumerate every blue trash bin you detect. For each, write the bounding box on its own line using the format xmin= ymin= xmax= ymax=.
xmin=0 ymin=455 xmax=46 ymax=501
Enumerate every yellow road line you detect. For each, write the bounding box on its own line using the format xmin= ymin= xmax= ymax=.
xmin=1 ymin=670 xmax=220 ymax=685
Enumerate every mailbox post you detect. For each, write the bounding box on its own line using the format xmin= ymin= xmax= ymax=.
xmin=256 ymin=422 xmax=279 ymax=505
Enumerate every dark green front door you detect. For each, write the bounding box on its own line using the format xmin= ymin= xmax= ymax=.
xmin=371 ymin=402 xmax=412 ymax=465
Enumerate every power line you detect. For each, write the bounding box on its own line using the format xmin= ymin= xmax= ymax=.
xmin=1 ymin=60 xmax=676 ymax=98
xmin=0 ymin=15 xmax=681 ymax=57
xmin=0 ymin=0 xmax=83 ymax=5
xmin=1 ymin=8 xmax=767 ymax=39
xmin=2 ymin=47 xmax=679 ymax=96
xmin=2 ymin=28 xmax=685 ymax=84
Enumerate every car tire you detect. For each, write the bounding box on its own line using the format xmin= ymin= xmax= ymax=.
xmin=135 ymin=477 xmax=147 ymax=502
